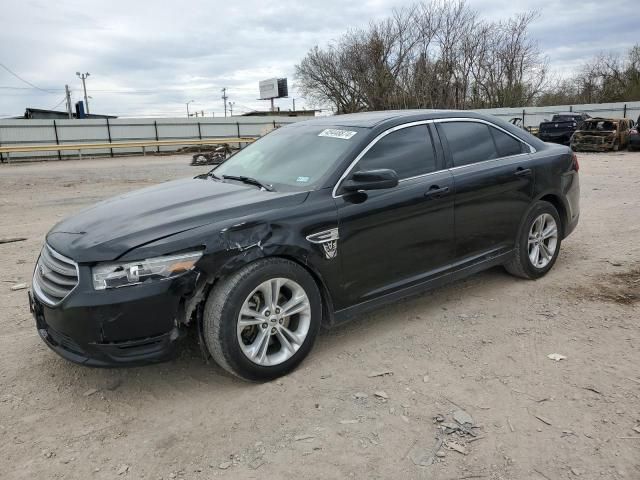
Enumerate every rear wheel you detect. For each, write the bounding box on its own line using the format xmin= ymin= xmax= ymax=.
xmin=505 ymin=201 xmax=562 ymax=279
xmin=203 ymin=258 xmax=322 ymax=381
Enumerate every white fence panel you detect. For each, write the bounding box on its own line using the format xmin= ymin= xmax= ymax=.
xmin=2 ymin=102 xmax=638 ymax=162
xmin=475 ymin=101 xmax=640 ymax=127
xmin=0 ymin=116 xmax=308 ymax=161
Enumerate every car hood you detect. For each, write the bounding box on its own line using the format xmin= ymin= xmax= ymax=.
xmin=47 ymin=176 xmax=307 ymax=262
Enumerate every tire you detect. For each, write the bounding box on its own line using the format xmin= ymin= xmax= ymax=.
xmin=504 ymin=201 xmax=562 ymax=280
xmin=203 ymin=258 xmax=322 ymax=381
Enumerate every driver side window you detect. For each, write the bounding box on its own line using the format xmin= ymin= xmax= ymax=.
xmin=357 ymin=124 xmax=437 ymax=180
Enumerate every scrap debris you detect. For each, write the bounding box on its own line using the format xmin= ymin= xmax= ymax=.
xmin=410 ymin=409 xmax=480 ymax=467
xmin=190 ymin=144 xmax=232 ymax=166
xmin=367 ymin=369 xmax=393 ymax=378
xmin=10 ymin=283 xmax=28 ymax=291
xmin=453 ymin=409 xmax=474 ymax=427
xmin=444 ymin=439 xmax=467 ymax=455
xmin=374 ymin=391 xmax=389 ymax=400
xmin=408 ymin=438 xmax=443 ymax=467
xmin=0 ymin=237 xmax=27 ymax=245
xmin=582 ymin=386 xmax=603 ymax=395
xmin=547 ymin=353 xmax=567 ymax=362
xmin=534 ymin=415 xmax=553 ymax=426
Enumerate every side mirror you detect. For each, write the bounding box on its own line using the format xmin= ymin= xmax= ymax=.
xmin=342 ymin=169 xmax=399 ymax=192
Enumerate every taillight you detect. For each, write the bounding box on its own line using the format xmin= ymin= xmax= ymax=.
xmin=571 ymin=152 xmax=579 ymax=172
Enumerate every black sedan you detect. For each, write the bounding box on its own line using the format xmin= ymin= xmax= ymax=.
xmin=30 ymin=110 xmax=580 ymax=381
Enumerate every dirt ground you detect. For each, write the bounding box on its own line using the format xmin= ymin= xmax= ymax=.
xmin=1 ymin=152 xmax=639 ymax=480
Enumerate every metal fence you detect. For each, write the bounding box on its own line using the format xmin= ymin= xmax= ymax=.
xmin=473 ymin=101 xmax=640 ymax=128
xmin=0 ymin=116 xmax=307 ymax=161
xmin=2 ymin=101 xmax=640 ymax=162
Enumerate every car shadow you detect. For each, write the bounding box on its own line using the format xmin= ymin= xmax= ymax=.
xmin=34 ymin=265 xmax=519 ymax=399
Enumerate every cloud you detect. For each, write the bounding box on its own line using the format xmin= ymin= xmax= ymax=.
xmin=0 ymin=0 xmax=635 ymax=117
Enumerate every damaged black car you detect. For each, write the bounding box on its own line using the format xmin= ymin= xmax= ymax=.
xmin=30 ymin=110 xmax=580 ymax=381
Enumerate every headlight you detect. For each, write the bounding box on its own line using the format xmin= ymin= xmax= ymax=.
xmin=92 ymin=251 xmax=203 ymax=290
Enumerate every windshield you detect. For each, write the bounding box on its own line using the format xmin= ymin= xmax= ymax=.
xmin=582 ymin=120 xmax=617 ymax=131
xmin=213 ymin=124 xmax=363 ymax=191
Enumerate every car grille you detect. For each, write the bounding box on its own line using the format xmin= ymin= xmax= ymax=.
xmin=32 ymin=244 xmax=79 ymax=306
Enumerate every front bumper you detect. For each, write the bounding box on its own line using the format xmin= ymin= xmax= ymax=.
xmin=29 ymin=269 xmax=199 ymax=367
xmin=571 ymin=136 xmax=617 ymax=152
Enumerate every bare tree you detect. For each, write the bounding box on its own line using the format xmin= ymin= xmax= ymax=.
xmin=295 ymin=0 xmax=549 ymax=112
xmin=536 ymin=45 xmax=640 ymax=106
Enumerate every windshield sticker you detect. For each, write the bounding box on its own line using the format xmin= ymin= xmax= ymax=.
xmin=296 ymin=176 xmax=310 ymax=183
xmin=318 ymin=129 xmax=357 ymax=140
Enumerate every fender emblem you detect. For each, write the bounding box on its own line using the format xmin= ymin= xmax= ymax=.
xmin=306 ymin=228 xmax=339 ymax=260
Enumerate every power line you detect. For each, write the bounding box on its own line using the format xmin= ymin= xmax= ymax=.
xmin=0 ymin=62 xmax=59 ymax=93
xmin=48 ymin=96 xmax=67 ymax=111
xmin=0 ymin=85 xmax=63 ymax=91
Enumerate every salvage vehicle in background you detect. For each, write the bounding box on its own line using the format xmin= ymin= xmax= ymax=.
xmin=538 ymin=112 xmax=590 ymax=145
xmin=29 ymin=110 xmax=580 ymax=381
xmin=570 ymin=117 xmax=633 ymax=152
xmin=509 ymin=117 xmax=539 ymax=137
xmin=628 ymin=121 xmax=640 ymax=151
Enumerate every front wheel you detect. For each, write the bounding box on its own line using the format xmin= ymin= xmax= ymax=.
xmin=203 ymin=258 xmax=322 ymax=381
xmin=505 ymin=201 xmax=562 ymax=279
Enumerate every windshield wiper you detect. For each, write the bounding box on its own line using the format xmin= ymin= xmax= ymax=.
xmin=222 ymin=175 xmax=274 ymax=191
xmin=207 ymin=171 xmax=222 ymax=180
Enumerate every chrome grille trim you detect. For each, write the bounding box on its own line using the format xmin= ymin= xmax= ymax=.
xmin=32 ymin=244 xmax=79 ymax=306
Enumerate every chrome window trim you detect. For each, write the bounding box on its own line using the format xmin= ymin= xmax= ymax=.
xmin=332 ymin=117 xmax=535 ymax=198
xmin=446 ymin=151 xmax=531 ymax=172
xmin=432 ymin=117 xmax=537 ymax=154
xmin=332 ymin=120 xmax=436 ymax=198
xmin=398 ymin=170 xmax=444 ymax=183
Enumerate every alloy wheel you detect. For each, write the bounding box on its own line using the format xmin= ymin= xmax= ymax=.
xmin=236 ymin=278 xmax=311 ymax=366
xmin=528 ymin=213 xmax=558 ymax=269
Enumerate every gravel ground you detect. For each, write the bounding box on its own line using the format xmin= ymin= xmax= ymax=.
xmin=0 ymin=152 xmax=639 ymax=480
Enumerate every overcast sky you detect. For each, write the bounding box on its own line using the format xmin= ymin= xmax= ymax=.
xmin=0 ymin=0 xmax=636 ymax=118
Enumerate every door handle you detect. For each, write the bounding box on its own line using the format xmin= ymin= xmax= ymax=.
xmin=424 ymin=185 xmax=450 ymax=198
xmin=514 ymin=167 xmax=532 ymax=177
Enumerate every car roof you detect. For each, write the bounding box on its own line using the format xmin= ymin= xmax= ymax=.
xmin=293 ymin=109 xmax=490 ymax=128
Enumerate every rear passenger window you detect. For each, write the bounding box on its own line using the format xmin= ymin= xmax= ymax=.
xmin=490 ymin=127 xmax=526 ymax=157
xmin=357 ymin=124 xmax=436 ymax=179
xmin=440 ymin=122 xmax=497 ymax=167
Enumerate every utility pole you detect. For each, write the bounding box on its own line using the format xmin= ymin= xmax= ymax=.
xmin=292 ymin=98 xmax=295 ymax=112
xmin=186 ymin=99 xmax=194 ymax=118
xmin=228 ymin=101 xmax=235 ymax=116
xmin=76 ymin=72 xmax=90 ymax=114
xmin=221 ymin=88 xmax=228 ymax=117
xmin=64 ymin=84 xmax=73 ymax=119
